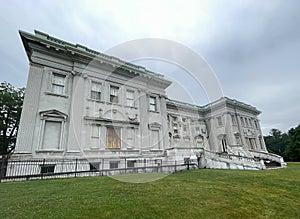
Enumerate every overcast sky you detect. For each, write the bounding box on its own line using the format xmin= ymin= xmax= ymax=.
xmin=1 ymin=0 xmax=299 ymax=135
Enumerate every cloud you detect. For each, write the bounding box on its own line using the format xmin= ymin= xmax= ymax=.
xmin=0 ymin=0 xmax=299 ymax=134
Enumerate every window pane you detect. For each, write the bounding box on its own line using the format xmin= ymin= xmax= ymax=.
xmin=110 ymin=86 xmax=119 ymax=95
xmin=91 ymin=91 xmax=101 ymax=100
xmin=91 ymin=82 xmax=101 ymax=92
xmin=52 ymin=74 xmax=65 ymax=94
xmin=52 ymin=74 xmax=65 ymax=85
xmin=149 ymin=104 xmax=156 ymax=111
xmin=149 ymin=97 xmax=156 ymax=104
xmin=149 ymin=97 xmax=156 ymax=111
xmin=52 ymin=84 xmax=64 ymax=94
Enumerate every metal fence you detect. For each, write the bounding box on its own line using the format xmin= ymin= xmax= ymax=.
xmin=0 ymin=158 xmax=197 ymax=182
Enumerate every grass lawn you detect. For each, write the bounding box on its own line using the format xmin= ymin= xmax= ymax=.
xmin=0 ymin=163 xmax=299 ymax=219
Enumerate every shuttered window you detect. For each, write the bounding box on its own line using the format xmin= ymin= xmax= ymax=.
xmin=150 ymin=130 xmax=160 ymax=149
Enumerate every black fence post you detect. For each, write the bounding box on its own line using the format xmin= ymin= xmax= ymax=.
xmin=175 ymin=160 xmax=177 ymax=172
xmin=75 ymin=158 xmax=78 ymax=178
xmin=41 ymin=159 xmax=45 ymax=179
xmin=125 ymin=158 xmax=127 ymax=174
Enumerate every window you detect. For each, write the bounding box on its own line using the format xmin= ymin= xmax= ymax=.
xmin=89 ymin=162 xmax=100 ymax=171
xmin=126 ymin=90 xmax=135 ymax=106
xmin=221 ymin=138 xmax=227 ymax=152
xmin=195 ymin=127 xmax=200 ymax=133
xmin=184 ymin=138 xmax=190 ymax=147
xmin=196 ymin=137 xmax=204 ymax=148
xmin=217 ymin=116 xmax=222 ymax=126
xmin=231 ymin=115 xmax=237 ymax=125
xmin=182 ymin=118 xmax=186 ymax=123
xmin=106 ymin=126 xmax=121 ymax=149
xmin=259 ymin=136 xmax=264 ymax=150
xmin=249 ymin=119 xmax=253 ymax=127
xmin=110 ymin=161 xmax=119 ymax=169
xmin=91 ymin=82 xmax=101 ymax=101
xmin=245 ymin=118 xmax=249 ymax=127
xmin=254 ymin=120 xmax=258 ymax=129
xmin=173 ymin=124 xmax=178 ymax=134
xmin=127 ymin=160 xmax=136 ymax=168
xmin=235 ymin=133 xmax=241 ymax=145
xmin=174 ymin=138 xmax=179 ymax=147
xmin=110 ymin=86 xmax=119 ymax=103
xmin=43 ymin=121 xmax=62 ymax=149
xmin=150 ymin=130 xmax=160 ymax=149
xmin=240 ymin=117 xmax=245 ymax=126
xmin=40 ymin=164 xmax=55 ymax=174
xmin=127 ymin=127 xmax=134 ymax=147
xmin=51 ymin=73 xmax=65 ymax=95
xmin=91 ymin=125 xmax=100 ymax=148
xmin=183 ymin=126 xmax=188 ymax=133
xmin=149 ymin=96 xmax=157 ymax=111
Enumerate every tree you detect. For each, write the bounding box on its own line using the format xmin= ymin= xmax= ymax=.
xmin=264 ymin=128 xmax=288 ymax=159
xmin=285 ymin=125 xmax=300 ymax=162
xmin=0 ymin=82 xmax=24 ymax=156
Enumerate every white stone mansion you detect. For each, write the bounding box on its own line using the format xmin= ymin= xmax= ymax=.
xmin=13 ymin=30 xmax=285 ymax=171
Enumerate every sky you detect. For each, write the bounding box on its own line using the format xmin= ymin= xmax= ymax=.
xmin=0 ymin=0 xmax=299 ymax=135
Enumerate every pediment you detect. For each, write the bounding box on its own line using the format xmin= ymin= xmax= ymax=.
xmin=40 ymin=109 xmax=68 ymax=119
xmin=148 ymin=122 xmax=161 ymax=129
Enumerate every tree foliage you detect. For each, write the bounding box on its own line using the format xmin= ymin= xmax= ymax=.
xmin=264 ymin=129 xmax=288 ymax=159
xmin=0 ymin=82 xmax=24 ymax=155
xmin=285 ymin=125 xmax=300 ymax=161
xmin=264 ymin=125 xmax=300 ymax=161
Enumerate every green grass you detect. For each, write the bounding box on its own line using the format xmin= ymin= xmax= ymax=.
xmin=0 ymin=163 xmax=300 ymax=219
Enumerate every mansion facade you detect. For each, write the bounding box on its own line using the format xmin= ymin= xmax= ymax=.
xmin=13 ymin=30 xmax=285 ymax=171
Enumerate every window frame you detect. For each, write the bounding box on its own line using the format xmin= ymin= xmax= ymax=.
xmin=109 ymin=85 xmax=119 ymax=103
xmin=90 ymin=81 xmax=102 ymax=101
xmin=126 ymin=89 xmax=135 ymax=107
xmin=149 ymin=96 xmax=157 ymax=112
xmin=51 ymin=73 xmax=66 ymax=95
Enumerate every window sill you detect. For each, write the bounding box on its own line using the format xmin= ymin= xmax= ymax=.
xmin=36 ymin=149 xmax=64 ymax=153
xmin=124 ymin=105 xmax=138 ymax=109
xmin=87 ymin=98 xmax=105 ymax=103
xmin=45 ymin=91 xmax=69 ymax=98
xmin=148 ymin=110 xmax=160 ymax=114
xmin=106 ymin=102 xmax=122 ymax=107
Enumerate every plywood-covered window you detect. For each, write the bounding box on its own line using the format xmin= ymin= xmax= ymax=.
xmin=43 ymin=121 xmax=62 ymax=149
xmin=106 ymin=126 xmax=121 ymax=149
xmin=150 ymin=130 xmax=160 ymax=149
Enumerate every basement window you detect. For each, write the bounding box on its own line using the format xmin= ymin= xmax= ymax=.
xmin=89 ymin=162 xmax=101 ymax=171
xmin=109 ymin=161 xmax=119 ymax=169
xmin=40 ymin=164 xmax=55 ymax=174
